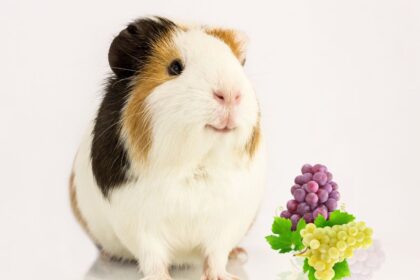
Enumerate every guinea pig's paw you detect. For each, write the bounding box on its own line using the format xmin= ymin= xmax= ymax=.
xmin=228 ymin=247 xmax=248 ymax=264
xmin=200 ymin=272 xmax=240 ymax=280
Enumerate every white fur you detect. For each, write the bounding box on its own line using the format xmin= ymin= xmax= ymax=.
xmin=73 ymin=26 xmax=265 ymax=280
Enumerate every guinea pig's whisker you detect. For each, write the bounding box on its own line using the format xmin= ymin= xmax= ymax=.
xmin=111 ymin=77 xmax=134 ymax=88
xmin=140 ymin=76 xmax=168 ymax=83
xmin=92 ymin=120 xmax=123 ymax=144
xmin=93 ymin=108 xmax=152 ymax=148
xmin=120 ymin=49 xmax=142 ymax=63
xmin=111 ymin=66 xmax=138 ymax=73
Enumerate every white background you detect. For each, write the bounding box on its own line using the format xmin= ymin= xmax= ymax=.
xmin=1 ymin=0 xmax=419 ymax=279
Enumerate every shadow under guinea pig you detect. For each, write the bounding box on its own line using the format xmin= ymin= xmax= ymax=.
xmin=84 ymin=256 xmax=249 ymax=280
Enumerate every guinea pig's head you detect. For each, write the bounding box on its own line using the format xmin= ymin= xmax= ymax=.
xmin=108 ymin=17 xmax=260 ymax=165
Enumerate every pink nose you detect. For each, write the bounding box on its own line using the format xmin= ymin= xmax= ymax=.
xmin=213 ymin=90 xmax=241 ymax=106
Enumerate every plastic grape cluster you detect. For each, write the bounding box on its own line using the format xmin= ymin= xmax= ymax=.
xmin=281 ymin=164 xmax=340 ymax=228
xmin=299 ymin=222 xmax=373 ymax=280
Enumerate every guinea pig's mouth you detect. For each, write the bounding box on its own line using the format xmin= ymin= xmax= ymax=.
xmin=205 ymin=124 xmax=235 ymax=133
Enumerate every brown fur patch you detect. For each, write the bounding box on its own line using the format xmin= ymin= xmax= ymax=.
xmin=69 ymin=172 xmax=98 ymax=244
xmin=122 ymin=33 xmax=180 ymax=162
xmin=245 ymin=121 xmax=261 ymax=158
xmin=205 ymin=28 xmax=247 ymax=64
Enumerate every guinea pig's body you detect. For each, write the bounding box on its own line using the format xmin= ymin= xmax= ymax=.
xmin=70 ymin=17 xmax=265 ymax=280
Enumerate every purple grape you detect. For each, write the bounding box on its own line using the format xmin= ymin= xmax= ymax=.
xmin=319 ymin=204 xmax=328 ymax=212
xmin=281 ymin=210 xmax=292 ymax=219
xmin=305 ymin=181 xmax=319 ymax=193
xmin=305 ymin=193 xmax=319 ymax=205
xmin=313 ymin=172 xmax=328 ymax=186
xmin=312 ymin=164 xmax=327 ymax=173
xmin=290 ymin=214 xmax=301 ymax=229
xmin=325 ymin=198 xmax=338 ymax=211
xmin=291 ymin=184 xmax=301 ymax=195
xmin=330 ymin=190 xmax=340 ymax=201
xmin=313 ymin=206 xmax=328 ymax=219
xmin=317 ymin=188 xmax=329 ymax=203
xmin=301 ymin=164 xmax=313 ymax=174
xmin=293 ymin=188 xmax=306 ymax=202
xmin=331 ymin=181 xmax=338 ymax=191
xmin=326 ymin=171 xmax=333 ymax=182
xmin=303 ymin=212 xmax=313 ymax=223
xmin=294 ymin=175 xmax=305 ymax=185
xmin=302 ymin=173 xmax=312 ymax=183
xmin=322 ymin=183 xmax=333 ymax=193
xmin=309 ymin=202 xmax=318 ymax=210
xmin=287 ymin=200 xmax=298 ymax=212
xmin=295 ymin=174 xmax=312 ymax=185
xmin=296 ymin=202 xmax=310 ymax=216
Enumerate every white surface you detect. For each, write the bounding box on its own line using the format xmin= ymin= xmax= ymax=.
xmin=1 ymin=0 xmax=419 ymax=279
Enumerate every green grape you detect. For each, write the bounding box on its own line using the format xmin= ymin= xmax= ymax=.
xmin=321 ymin=234 xmax=330 ymax=243
xmin=364 ymin=227 xmax=373 ymax=236
xmin=308 ymin=255 xmax=319 ymax=266
xmin=348 ymin=227 xmax=358 ymax=236
xmin=328 ymin=247 xmax=339 ymax=259
xmin=319 ymin=244 xmax=328 ymax=253
xmin=306 ymin=223 xmax=317 ymax=233
xmin=314 ymin=261 xmax=326 ymax=271
xmin=357 ymin=221 xmax=366 ymax=231
xmin=356 ymin=232 xmax=365 ymax=242
xmin=347 ymin=236 xmax=356 ymax=246
xmin=336 ymin=241 xmax=347 ymax=251
xmin=310 ymin=239 xmax=321 ymax=249
xmin=299 ymin=221 xmax=373 ymax=280
xmin=337 ymin=231 xmax=347 ymax=240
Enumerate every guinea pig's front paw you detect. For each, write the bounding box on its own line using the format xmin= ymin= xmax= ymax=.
xmin=200 ymin=271 xmax=240 ymax=280
xmin=228 ymin=247 xmax=248 ymax=264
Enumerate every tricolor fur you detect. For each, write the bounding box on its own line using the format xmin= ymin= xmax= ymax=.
xmin=71 ymin=17 xmax=265 ymax=280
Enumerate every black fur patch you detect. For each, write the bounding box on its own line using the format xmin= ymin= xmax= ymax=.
xmin=91 ymin=17 xmax=176 ymax=197
xmin=108 ymin=17 xmax=176 ymax=78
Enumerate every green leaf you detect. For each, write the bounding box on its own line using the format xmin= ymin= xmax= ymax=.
xmin=333 ymin=260 xmax=351 ymax=279
xmin=265 ymin=235 xmax=294 ymax=251
xmin=292 ymin=218 xmax=307 ymax=251
xmin=314 ymin=214 xmax=328 ymax=227
xmin=266 ymin=235 xmax=281 ymax=250
xmin=266 ymin=218 xmax=294 ymax=253
xmin=303 ymin=259 xmax=311 ymax=273
xmin=315 ymin=211 xmax=355 ymax=228
xmin=279 ymin=246 xmax=293 ymax=253
xmin=272 ymin=217 xmax=292 ymax=235
xmin=266 ymin=217 xmax=307 ymax=253
xmin=303 ymin=259 xmax=317 ymax=280
xmin=296 ymin=218 xmax=307 ymax=232
xmin=328 ymin=211 xmax=355 ymax=226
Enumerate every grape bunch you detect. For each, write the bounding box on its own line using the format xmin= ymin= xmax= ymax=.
xmin=281 ymin=164 xmax=340 ymax=228
xmin=347 ymin=240 xmax=385 ymax=280
xmin=299 ymin=222 xmax=373 ymax=280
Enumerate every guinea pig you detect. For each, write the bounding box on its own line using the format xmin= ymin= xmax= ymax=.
xmin=70 ymin=16 xmax=265 ymax=280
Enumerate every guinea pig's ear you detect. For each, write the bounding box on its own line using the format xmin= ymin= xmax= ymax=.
xmin=205 ymin=28 xmax=249 ymax=66
xmin=108 ymin=18 xmax=176 ymax=78
xmin=108 ymin=23 xmax=142 ymax=78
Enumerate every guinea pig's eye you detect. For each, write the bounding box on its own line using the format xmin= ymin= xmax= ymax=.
xmin=168 ymin=59 xmax=184 ymax=76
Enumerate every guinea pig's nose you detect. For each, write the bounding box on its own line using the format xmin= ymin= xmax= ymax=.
xmin=213 ymin=91 xmax=241 ymax=106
